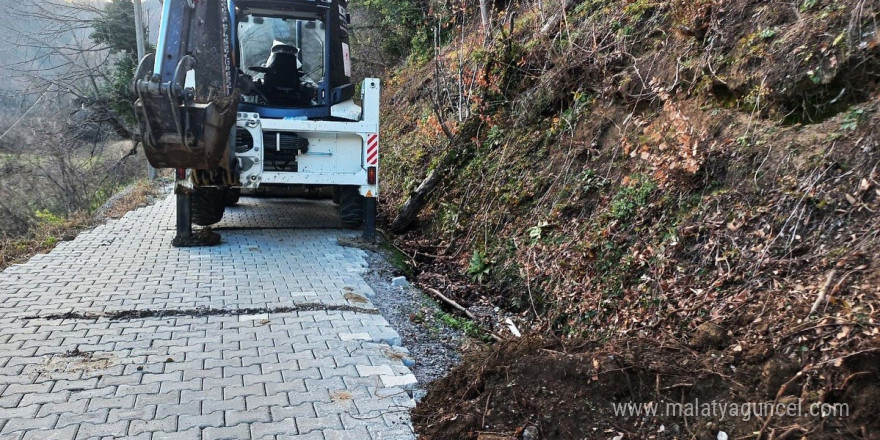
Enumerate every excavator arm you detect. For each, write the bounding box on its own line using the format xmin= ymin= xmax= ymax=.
xmin=132 ymin=0 xmax=239 ymax=174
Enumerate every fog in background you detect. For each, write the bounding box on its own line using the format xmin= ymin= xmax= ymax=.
xmin=0 ymin=0 xmax=162 ymax=114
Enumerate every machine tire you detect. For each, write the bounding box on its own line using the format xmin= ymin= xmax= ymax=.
xmin=338 ymin=186 xmax=364 ymax=228
xmin=332 ymin=187 xmax=341 ymax=205
xmin=192 ymin=187 xmax=226 ymax=226
xmin=224 ymin=188 xmax=241 ymax=207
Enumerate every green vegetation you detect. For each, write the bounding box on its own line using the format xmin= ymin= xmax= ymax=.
xmin=34 ymin=210 xmax=64 ymax=227
xmin=609 ymin=176 xmax=656 ymax=220
xmin=436 ymin=311 xmax=492 ymax=341
xmin=89 ymin=0 xmax=152 ymax=124
xmin=357 ymin=0 xmax=436 ymax=63
xmin=381 ymin=242 xmax=415 ymax=278
xmin=841 ymin=108 xmax=866 ymax=131
xmin=527 ymin=221 xmax=550 ymax=244
xmin=759 ymin=28 xmax=778 ymax=40
xmin=466 ymin=250 xmax=491 ymax=284
xmin=800 ymin=0 xmax=819 ymax=11
xmin=622 ymin=0 xmax=657 ymax=22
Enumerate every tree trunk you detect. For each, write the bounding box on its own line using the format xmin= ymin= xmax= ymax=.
xmin=388 ymin=167 xmax=443 ymax=233
xmin=540 ymin=0 xmax=579 ymax=34
xmin=389 ymin=119 xmax=479 ymax=233
xmin=479 ymin=0 xmax=490 ymax=32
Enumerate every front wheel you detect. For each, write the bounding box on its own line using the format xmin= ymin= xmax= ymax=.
xmin=338 ymin=186 xmax=364 ymax=228
xmin=192 ymin=187 xmax=226 ymax=226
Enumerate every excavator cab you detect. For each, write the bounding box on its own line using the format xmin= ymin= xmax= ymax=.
xmin=234 ymin=0 xmax=355 ymax=118
xmin=238 ymin=18 xmax=320 ymax=107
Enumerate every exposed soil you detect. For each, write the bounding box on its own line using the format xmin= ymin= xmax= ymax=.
xmin=414 ymin=337 xmax=880 ymax=440
xmin=37 ymin=348 xmax=115 ymax=378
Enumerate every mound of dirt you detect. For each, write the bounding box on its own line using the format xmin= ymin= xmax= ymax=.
xmin=375 ymin=0 xmax=880 ymax=438
xmin=413 ymin=337 xmax=879 ymax=440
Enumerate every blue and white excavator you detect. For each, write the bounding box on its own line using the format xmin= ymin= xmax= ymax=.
xmin=132 ymin=0 xmax=380 ymax=245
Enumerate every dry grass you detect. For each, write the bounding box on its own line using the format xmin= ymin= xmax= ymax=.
xmin=100 ymin=179 xmax=163 ymax=219
xmin=0 ymin=213 xmax=94 ymax=270
xmin=0 ymin=179 xmax=162 ymax=271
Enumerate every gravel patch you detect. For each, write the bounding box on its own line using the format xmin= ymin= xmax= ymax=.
xmin=361 ymin=249 xmax=463 ymax=387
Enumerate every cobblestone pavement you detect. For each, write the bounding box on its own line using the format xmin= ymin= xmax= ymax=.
xmin=215 ymin=198 xmax=342 ymax=230
xmin=0 ymin=195 xmax=417 ymax=440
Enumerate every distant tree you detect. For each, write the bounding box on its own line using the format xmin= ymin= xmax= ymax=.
xmin=0 ymin=0 xmax=148 ymax=138
xmin=89 ymin=0 xmax=152 ymax=127
xmin=350 ymin=0 xmax=431 ymax=65
xmin=0 ymin=0 xmax=149 ymax=229
xmin=90 ymin=0 xmax=140 ymax=55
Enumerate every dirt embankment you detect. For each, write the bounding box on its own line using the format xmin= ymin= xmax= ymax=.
xmin=378 ymin=0 xmax=880 ymax=438
xmin=414 ymin=337 xmax=879 ymax=439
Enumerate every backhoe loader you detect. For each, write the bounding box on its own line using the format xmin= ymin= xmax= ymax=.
xmin=132 ymin=0 xmax=379 ymax=245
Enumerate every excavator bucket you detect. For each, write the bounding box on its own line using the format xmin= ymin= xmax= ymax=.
xmin=134 ymin=95 xmax=239 ymax=170
xmin=132 ymin=0 xmax=238 ymax=171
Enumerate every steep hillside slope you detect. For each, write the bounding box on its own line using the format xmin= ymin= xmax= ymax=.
xmin=378 ymin=0 xmax=880 ymax=438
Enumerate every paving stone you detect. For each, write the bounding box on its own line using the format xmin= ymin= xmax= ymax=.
xmin=56 ymin=409 xmax=109 ymax=428
xmin=74 ymin=420 xmax=130 ymax=438
xmin=202 ymin=423 xmax=251 ymax=440
xmin=296 ymin=414 xmax=344 ymax=433
xmin=135 ymin=390 xmax=180 ymax=407
xmin=19 ymin=425 xmax=77 ymax=440
xmin=150 ymin=428 xmax=200 ymax=440
xmin=265 ymin=379 xmax=307 ymax=395
xmin=0 ymin=395 xmax=23 ymax=410
xmin=222 ymin=383 xmax=263 ymax=399
xmin=128 ymin=416 xmax=176 ymax=436
xmin=37 ymin=399 xmax=88 ymax=417
xmin=178 ymin=411 xmax=224 ymax=431
xmin=0 ymin=405 xmax=39 ymax=419
xmin=270 ymin=402 xmax=317 ymax=420
xmin=251 ymin=417 xmax=298 ymax=438
xmin=154 ymin=402 xmax=201 ymax=420
xmin=4 ymin=383 xmax=52 ymax=395
xmin=87 ymin=395 xmax=136 ymax=411
xmin=0 ymin=196 xmax=416 ymax=440
xmin=0 ymin=415 xmax=58 ymax=434
xmin=338 ymin=332 xmax=371 ymax=342
xmin=245 ymin=392 xmax=288 ymax=409
xmin=226 ymin=407 xmax=271 ymax=425
xmin=355 ymin=365 xmax=394 ymax=377
xmin=324 ymin=426 xmax=374 ymax=440
xmin=278 ymin=432 xmax=325 ymax=440
xmin=379 ymin=374 xmax=419 ymax=390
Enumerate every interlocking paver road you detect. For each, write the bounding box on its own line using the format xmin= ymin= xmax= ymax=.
xmin=0 ymin=195 xmax=417 ymax=439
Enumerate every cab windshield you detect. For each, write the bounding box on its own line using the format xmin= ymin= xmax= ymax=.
xmin=238 ymin=15 xmax=326 ymax=84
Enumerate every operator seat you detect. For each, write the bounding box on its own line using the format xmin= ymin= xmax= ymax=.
xmin=251 ymin=45 xmax=310 ymax=106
